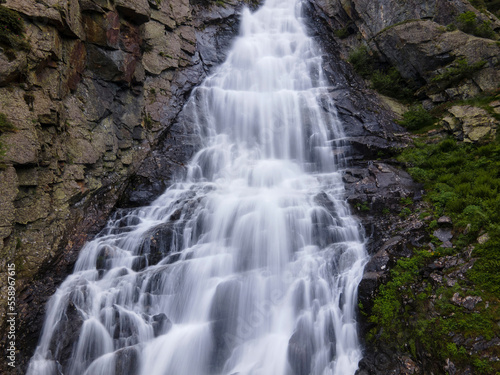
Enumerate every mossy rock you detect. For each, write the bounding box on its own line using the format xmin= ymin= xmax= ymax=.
xmin=0 ymin=5 xmax=28 ymax=50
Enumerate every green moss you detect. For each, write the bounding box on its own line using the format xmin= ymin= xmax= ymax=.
xmin=0 ymin=5 xmax=29 ymax=50
xmin=354 ymin=202 xmax=370 ymax=211
xmin=0 ymin=112 xmax=15 ymax=133
xmin=446 ymin=23 xmax=458 ymax=31
xmin=369 ymin=137 xmax=500 ymax=373
xmin=159 ymin=51 xmax=174 ymax=59
xmin=144 ymin=113 xmax=153 ymax=129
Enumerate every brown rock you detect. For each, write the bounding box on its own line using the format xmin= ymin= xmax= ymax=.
xmin=66 ymin=40 xmax=87 ymax=92
xmin=115 ymin=0 xmax=151 ymax=24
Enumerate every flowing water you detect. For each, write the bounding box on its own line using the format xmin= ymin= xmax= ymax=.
xmin=27 ymin=0 xmax=367 ymax=373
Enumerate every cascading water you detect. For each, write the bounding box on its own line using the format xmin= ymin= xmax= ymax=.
xmin=27 ymin=0 xmax=368 ymax=373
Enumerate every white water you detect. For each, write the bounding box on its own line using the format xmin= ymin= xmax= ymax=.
xmin=27 ymin=0 xmax=367 ymax=374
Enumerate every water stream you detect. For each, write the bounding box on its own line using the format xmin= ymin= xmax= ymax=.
xmin=28 ymin=0 xmax=368 ymax=373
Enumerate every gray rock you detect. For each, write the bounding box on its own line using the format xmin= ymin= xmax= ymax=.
xmin=433 ymin=228 xmax=453 ymax=243
xmin=437 ymin=216 xmax=452 ymax=227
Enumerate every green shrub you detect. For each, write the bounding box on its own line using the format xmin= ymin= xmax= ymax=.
xmin=347 ymin=45 xmax=375 ymax=78
xmin=474 ymin=20 xmax=496 ymax=39
xmin=457 ymin=11 xmax=496 ymax=39
xmin=458 ymin=11 xmax=478 ymax=33
xmin=432 ymin=57 xmax=486 ymax=88
xmin=371 ymin=68 xmax=414 ymax=102
xmin=397 ymin=105 xmax=436 ymax=131
xmin=469 ymin=0 xmax=500 ymax=15
xmin=333 ymin=27 xmax=350 ymax=39
xmin=370 ymin=136 xmax=500 ymax=371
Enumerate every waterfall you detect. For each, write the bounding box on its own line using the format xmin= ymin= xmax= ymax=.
xmin=27 ymin=0 xmax=367 ymax=374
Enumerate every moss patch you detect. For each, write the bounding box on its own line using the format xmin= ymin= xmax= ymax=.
xmin=368 ymin=137 xmax=500 ymax=373
xmin=0 ymin=5 xmax=28 ymax=50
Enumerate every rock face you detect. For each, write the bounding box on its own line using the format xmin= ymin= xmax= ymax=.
xmin=442 ymin=105 xmax=497 ymax=142
xmin=306 ymin=0 xmax=500 ymax=104
xmin=0 ymin=0 xmax=256 ymax=372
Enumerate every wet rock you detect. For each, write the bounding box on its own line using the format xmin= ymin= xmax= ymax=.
xmin=441 ymin=240 xmax=453 ymax=248
xmin=138 ymin=223 xmax=177 ymax=265
xmin=48 ymin=300 xmax=85 ymax=372
xmin=364 ymin=249 xmax=389 ymax=273
xmin=210 ymin=279 xmax=242 ymax=371
xmin=151 ymin=313 xmax=172 ymax=337
xmin=288 ymin=317 xmax=316 ymax=375
xmin=115 ymin=346 xmax=140 ymax=375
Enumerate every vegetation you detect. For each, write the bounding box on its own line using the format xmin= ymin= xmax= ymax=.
xmin=431 ymin=57 xmax=486 ymax=88
xmin=371 ymin=68 xmax=414 ymax=102
xmin=397 ymin=105 xmax=436 ymax=131
xmin=0 ymin=5 xmax=28 ymax=50
xmin=354 ymin=201 xmax=370 ymax=211
xmin=347 ymin=46 xmax=415 ymax=102
xmin=469 ymin=0 xmax=500 ymax=17
xmin=333 ymin=24 xmax=352 ymax=39
xmin=456 ymin=11 xmax=496 ymax=39
xmin=430 ymin=89 xmax=500 ymax=121
xmin=144 ymin=113 xmax=153 ymax=129
xmin=347 ymin=45 xmax=375 ymax=78
xmin=0 ymin=113 xmax=16 ymax=133
xmin=368 ymin=137 xmax=500 ymax=373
